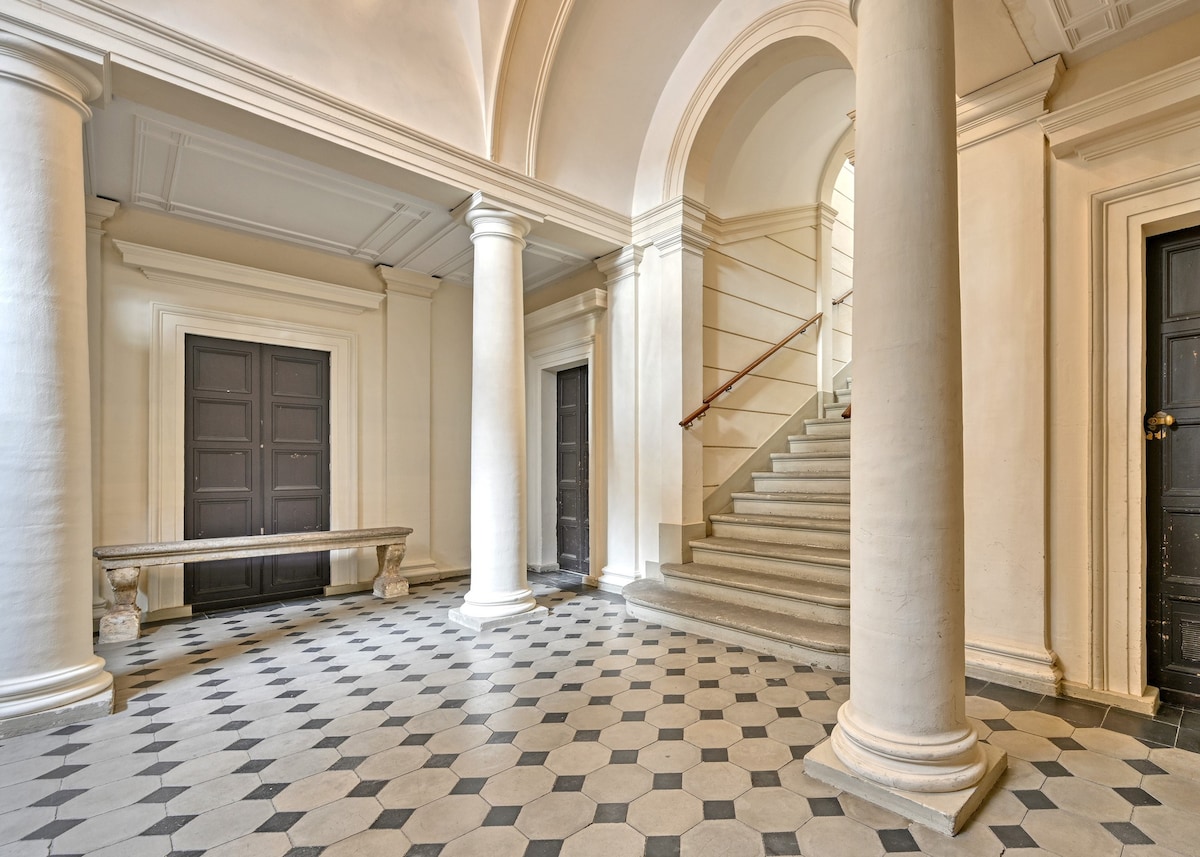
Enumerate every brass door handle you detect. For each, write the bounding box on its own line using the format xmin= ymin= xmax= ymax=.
xmin=1145 ymin=410 xmax=1176 ymax=440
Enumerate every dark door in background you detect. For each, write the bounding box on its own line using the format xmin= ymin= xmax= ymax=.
xmin=556 ymin=366 xmax=589 ymax=575
xmin=1147 ymin=225 xmax=1200 ymax=706
xmin=184 ymin=335 xmax=330 ymax=609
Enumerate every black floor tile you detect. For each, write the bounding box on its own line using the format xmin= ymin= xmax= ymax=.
xmin=879 ymin=828 xmax=920 ymax=852
xmin=1101 ymin=821 xmax=1154 ymax=845
xmin=978 ymin=684 xmax=1043 ymax=711
xmin=990 ymin=825 xmax=1038 ymax=848
xmin=1102 ymin=708 xmax=1179 ymax=746
xmin=762 ymin=832 xmax=802 ymax=855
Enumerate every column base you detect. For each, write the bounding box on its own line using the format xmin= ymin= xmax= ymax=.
xmin=0 ymin=687 xmax=114 ymax=740
xmin=597 ymin=564 xmax=638 ymax=594
xmin=804 ymin=740 xmax=1007 ymax=836
xmin=449 ymin=604 xmax=549 ymax=632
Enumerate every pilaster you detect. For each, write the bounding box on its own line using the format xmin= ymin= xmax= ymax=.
xmin=595 ymin=246 xmax=644 ymax=592
xmin=377 ymin=265 xmax=441 ymax=577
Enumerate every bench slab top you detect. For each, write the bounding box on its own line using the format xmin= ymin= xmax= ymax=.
xmin=94 ymin=527 xmax=412 ymax=567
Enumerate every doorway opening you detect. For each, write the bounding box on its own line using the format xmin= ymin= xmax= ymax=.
xmin=1146 ymin=224 xmax=1200 ymax=707
xmin=184 ymin=334 xmax=331 ymax=609
xmin=556 ymin=365 xmax=589 ymax=576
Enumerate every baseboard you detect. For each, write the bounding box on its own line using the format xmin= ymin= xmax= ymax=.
xmin=144 ymin=605 xmax=193 ymax=624
xmin=1060 ymin=680 xmax=1160 ymax=715
xmin=965 ymin=639 xmax=1062 ymax=695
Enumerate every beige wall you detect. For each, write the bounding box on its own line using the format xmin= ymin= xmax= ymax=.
xmin=700 ymin=230 xmax=819 ymax=494
xmin=830 ymin=161 xmax=855 ymax=373
xmin=93 ymin=209 xmax=473 ymax=615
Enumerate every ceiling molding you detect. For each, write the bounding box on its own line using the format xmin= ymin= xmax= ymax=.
xmin=114 ymin=240 xmax=385 ymax=314
xmin=705 ymin=203 xmax=835 ymax=245
xmin=0 ymin=0 xmax=632 ymax=246
xmin=128 ymin=115 xmax=433 ymax=262
xmin=1040 ymin=54 xmax=1200 ymax=157
xmin=956 ymin=55 xmax=1064 ymax=150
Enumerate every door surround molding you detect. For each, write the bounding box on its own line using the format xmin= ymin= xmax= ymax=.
xmin=1088 ymin=164 xmax=1200 ymax=711
xmin=148 ymin=303 xmax=359 ymax=616
xmin=524 ymin=289 xmax=607 ymax=589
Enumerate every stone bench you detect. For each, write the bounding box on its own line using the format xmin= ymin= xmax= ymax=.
xmin=94 ymin=526 xmax=413 ymax=643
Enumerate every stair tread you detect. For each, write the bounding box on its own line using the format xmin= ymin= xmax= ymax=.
xmin=769 ymin=451 xmax=850 ymax=460
xmin=663 ymin=562 xmax=849 ymax=605
xmin=691 ymin=536 xmax=850 ymax=566
xmin=752 ymin=471 xmax=850 ymax=481
xmin=709 ymin=512 xmax=849 ymax=532
xmin=731 ymin=491 xmax=850 ymax=504
xmin=623 ymin=581 xmax=850 ymax=652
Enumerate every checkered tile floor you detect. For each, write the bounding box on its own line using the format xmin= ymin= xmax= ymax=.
xmin=1 ymin=573 xmax=1198 ymax=857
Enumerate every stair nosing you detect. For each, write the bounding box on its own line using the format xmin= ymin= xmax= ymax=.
xmin=709 ymin=513 xmax=850 ymax=532
xmin=690 ymin=536 xmax=850 ymax=566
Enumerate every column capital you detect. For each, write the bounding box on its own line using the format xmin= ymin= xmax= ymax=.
xmin=0 ymin=32 xmax=101 ymax=119
xmin=452 ymin=191 xmax=544 ymax=242
xmin=376 ymin=264 xmax=441 ymax=300
xmin=595 ymin=245 xmax=644 ymax=285
xmin=85 ymin=197 xmax=120 ymax=235
xmin=632 ymin=196 xmax=710 ymax=257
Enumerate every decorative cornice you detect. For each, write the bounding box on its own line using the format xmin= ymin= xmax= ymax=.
xmin=524 ymin=287 xmax=607 ymax=336
xmin=0 ymin=0 xmax=631 ymax=245
xmin=1040 ymin=53 xmax=1200 ymax=158
xmin=115 ymin=240 xmax=385 ymax=313
xmin=452 ymin=190 xmax=546 ymax=230
xmin=376 ymin=265 xmax=441 ymax=300
xmin=956 ymin=55 xmax=1064 ymax=150
xmin=705 ymin=203 xmax=836 ymax=245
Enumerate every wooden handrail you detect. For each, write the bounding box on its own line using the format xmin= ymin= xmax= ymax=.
xmin=681 ymin=312 xmax=822 ymax=428
xmin=832 ymin=288 xmax=853 ymax=306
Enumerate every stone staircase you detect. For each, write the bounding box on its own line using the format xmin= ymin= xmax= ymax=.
xmin=624 ymin=387 xmax=852 ymax=670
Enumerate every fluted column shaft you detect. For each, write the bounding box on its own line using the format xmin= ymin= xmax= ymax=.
xmin=0 ymin=33 xmax=113 ymax=736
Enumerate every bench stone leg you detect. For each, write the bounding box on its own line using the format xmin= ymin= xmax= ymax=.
xmin=98 ymin=567 xmax=142 ymax=643
xmin=373 ymin=542 xmax=409 ymax=600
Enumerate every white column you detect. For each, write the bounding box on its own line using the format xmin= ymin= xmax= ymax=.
xmin=86 ymin=197 xmax=119 ymax=623
xmin=814 ymin=203 xmax=838 ymax=398
xmin=378 ymin=266 xmax=441 ymax=579
xmin=450 ymin=193 xmax=548 ymax=631
xmin=804 ymin=0 xmax=1006 ymax=835
xmin=0 ymin=33 xmax=114 ymax=737
xmin=596 ymin=246 xmax=643 ymax=592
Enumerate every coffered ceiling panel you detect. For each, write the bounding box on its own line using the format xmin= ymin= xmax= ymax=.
xmin=88 ymin=100 xmax=597 ymax=291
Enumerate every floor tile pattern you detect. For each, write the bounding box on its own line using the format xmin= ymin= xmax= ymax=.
xmin=0 ymin=573 xmax=1198 ymax=857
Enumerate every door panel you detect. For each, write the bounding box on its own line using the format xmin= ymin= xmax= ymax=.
xmin=556 ymin=366 xmax=589 ymax=575
xmin=261 ymin=345 xmax=329 ymax=596
xmin=1147 ymin=224 xmax=1200 ymax=706
xmin=184 ymin=335 xmax=330 ymax=609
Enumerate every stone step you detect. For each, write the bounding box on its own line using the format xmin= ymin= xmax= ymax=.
xmin=689 ymin=536 xmax=849 ymax=584
xmin=768 ymin=452 xmax=850 ymax=476
xmin=752 ymin=471 xmax=850 ymax=494
xmin=730 ymin=491 xmax=850 ymax=519
xmin=834 ymin=387 xmax=852 ymax=402
xmin=662 ymin=563 xmax=849 ymax=625
xmin=803 ymin=418 xmax=852 ymax=438
xmin=822 ymin=401 xmax=852 ymax=419
xmin=709 ymin=512 xmax=850 ymax=550
xmin=622 ymin=580 xmax=850 ymax=670
xmin=787 ymin=435 xmax=850 ymax=455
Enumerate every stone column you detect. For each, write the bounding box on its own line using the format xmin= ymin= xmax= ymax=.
xmin=0 ymin=33 xmax=114 ymax=737
xmin=596 ymin=246 xmax=643 ymax=592
xmin=804 ymin=0 xmax=1005 ymax=834
xmin=449 ymin=193 xmax=548 ymax=631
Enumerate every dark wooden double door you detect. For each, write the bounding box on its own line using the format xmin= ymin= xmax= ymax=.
xmin=184 ymin=335 xmax=331 ymax=609
xmin=1147 ymin=225 xmax=1200 ymax=705
xmin=556 ymin=366 xmax=589 ymax=575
